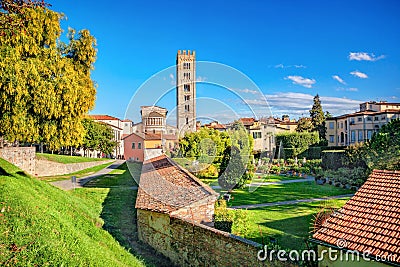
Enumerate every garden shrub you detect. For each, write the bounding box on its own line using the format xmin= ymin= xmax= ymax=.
xmin=214 ymin=200 xmax=250 ymax=236
xmin=321 ymin=150 xmax=345 ymax=170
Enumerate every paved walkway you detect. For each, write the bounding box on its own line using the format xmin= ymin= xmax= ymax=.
xmin=211 ymin=176 xmax=314 ymax=189
xmin=230 ymin=194 xmax=354 ymax=209
xmin=51 ymin=160 xmax=125 ymax=190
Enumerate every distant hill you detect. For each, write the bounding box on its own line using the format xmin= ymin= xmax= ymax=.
xmin=0 ymin=158 xmax=144 ymax=266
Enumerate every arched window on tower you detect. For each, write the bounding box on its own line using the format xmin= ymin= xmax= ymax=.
xmin=184 ymin=84 xmax=190 ymax=92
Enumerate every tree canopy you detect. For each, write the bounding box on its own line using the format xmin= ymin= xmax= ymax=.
xmin=366 ymin=118 xmax=400 ymax=170
xmin=0 ymin=1 xmax=97 ymax=149
xmin=81 ymin=118 xmax=116 ymax=156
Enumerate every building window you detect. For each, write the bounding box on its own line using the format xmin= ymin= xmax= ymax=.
xmin=329 ymin=122 xmax=334 ymax=129
xmin=185 ymin=105 xmax=190 ymax=112
xmin=138 ymin=142 xmax=142 ymax=149
xmin=358 ymin=117 xmax=362 ymax=122
xmin=329 ymin=135 xmax=334 ymax=143
xmin=350 ymin=118 xmax=355 ymax=125
xmin=186 ymin=118 xmax=189 ymax=124
xmin=358 ymin=130 xmax=363 ymax=142
xmin=381 ymin=116 xmax=386 ymax=120
xmin=367 ymin=116 xmax=372 ymax=121
xmin=374 ymin=116 xmax=379 ymax=121
xmin=184 ymin=84 xmax=190 ymax=92
xmin=340 ymin=122 xmax=344 ymax=129
xmin=367 ymin=130 xmax=373 ymax=140
xmin=132 ymin=142 xmax=135 ymax=149
xmin=184 ymin=95 xmax=190 ymax=101
xmin=183 ymin=73 xmax=191 ymax=79
xmin=351 ymin=130 xmax=356 ymax=143
xmin=252 ymin=132 xmax=261 ymax=139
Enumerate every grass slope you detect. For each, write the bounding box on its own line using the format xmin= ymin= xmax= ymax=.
xmin=0 ymin=158 xmax=144 ymax=266
xmin=36 ymin=153 xmax=109 ymax=164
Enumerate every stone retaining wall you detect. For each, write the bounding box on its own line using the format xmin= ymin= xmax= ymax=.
xmin=0 ymin=147 xmax=113 ymax=176
xmin=137 ymin=209 xmax=295 ymax=267
xmin=0 ymin=147 xmax=36 ymax=174
xmin=35 ymin=159 xmax=113 ymax=177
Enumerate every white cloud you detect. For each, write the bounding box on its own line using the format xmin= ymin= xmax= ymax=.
xmin=274 ymin=64 xmax=306 ymax=69
xmin=332 ymin=75 xmax=346 ymax=85
xmin=336 ymin=87 xmax=359 ymax=92
xmin=233 ymin=88 xmax=259 ymax=95
xmin=350 ymin=70 xmax=368 ymax=79
xmin=285 ymin=75 xmax=316 ymax=88
xmin=169 ymin=73 xmax=174 ymax=80
xmin=349 ymin=52 xmax=385 ymax=61
xmin=196 ymin=76 xmax=207 ymax=82
xmin=244 ymin=92 xmax=361 ymax=117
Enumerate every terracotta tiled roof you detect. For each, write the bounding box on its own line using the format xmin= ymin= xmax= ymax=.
xmin=312 ymin=170 xmax=400 ymax=263
xmin=135 ymin=154 xmax=218 ymax=214
xmin=89 ymin=114 xmax=120 ymax=121
xmin=239 ymin=118 xmax=255 ymax=126
xmin=145 ymin=133 xmax=162 ymax=140
xmin=144 ymin=133 xmax=177 ymax=140
xmin=121 ymin=119 xmax=132 ymax=122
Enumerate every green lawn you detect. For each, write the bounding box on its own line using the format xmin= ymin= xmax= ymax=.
xmin=85 ymin=162 xmax=139 ymax=187
xmin=36 ymin=153 xmax=110 ymax=164
xmin=249 ymin=174 xmax=309 ymax=183
xmin=0 ymin=158 xmax=144 ymax=266
xmin=38 ymin=162 xmax=114 ymax=182
xmin=245 ymin=198 xmax=350 ymax=251
xmin=229 ymin=181 xmax=353 ymax=206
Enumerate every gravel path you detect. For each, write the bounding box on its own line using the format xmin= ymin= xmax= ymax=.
xmin=211 ymin=176 xmax=314 ymax=189
xmin=230 ymin=194 xmax=354 ymax=209
xmin=51 ymin=160 xmax=125 ymax=190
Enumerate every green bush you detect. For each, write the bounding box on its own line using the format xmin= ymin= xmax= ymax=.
xmin=214 ymin=200 xmax=249 ymax=236
xmin=196 ymin=164 xmax=218 ymax=178
xmin=231 ymin=209 xmax=250 ymax=237
xmin=276 ymin=131 xmax=320 ymax=158
xmin=321 ymin=150 xmax=345 ymax=170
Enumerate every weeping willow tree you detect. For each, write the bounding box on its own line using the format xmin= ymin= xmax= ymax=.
xmin=0 ymin=0 xmax=97 ymax=150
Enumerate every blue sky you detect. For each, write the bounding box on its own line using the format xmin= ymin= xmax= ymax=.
xmin=51 ymin=0 xmax=400 ymax=123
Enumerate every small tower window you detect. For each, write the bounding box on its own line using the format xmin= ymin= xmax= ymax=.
xmin=184 ymin=95 xmax=190 ymax=101
xmin=186 ymin=117 xmax=189 ymax=124
xmin=184 ymin=84 xmax=190 ymax=92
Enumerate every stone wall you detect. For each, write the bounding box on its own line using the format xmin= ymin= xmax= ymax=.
xmin=35 ymin=159 xmax=113 ymax=177
xmin=137 ymin=209 xmax=293 ymax=267
xmin=0 ymin=147 xmax=35 ymax=174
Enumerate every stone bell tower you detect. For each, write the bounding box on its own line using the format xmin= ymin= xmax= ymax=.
xmin=176 ymin=50 xmax=196 ymax=136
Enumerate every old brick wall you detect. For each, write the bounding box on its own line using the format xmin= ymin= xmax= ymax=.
xmin=0 ymin=147 xmax=35 ymax=174
xmin=35 ymin=159 xmax=113 ymax=177
xmin=137 ymin=209 xmax=290 ymax=267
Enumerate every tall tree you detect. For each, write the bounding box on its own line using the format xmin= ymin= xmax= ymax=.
xmin=218 ymin=146 xmax=247 ymax=190
xmin=0 ymin=2 xmax=97 ymax=149
xmin=310 ymin=94 xmax=326 ymax=142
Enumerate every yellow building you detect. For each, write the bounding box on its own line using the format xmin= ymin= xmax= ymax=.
xmin=326 ymin=101 xmax=400 ymax=146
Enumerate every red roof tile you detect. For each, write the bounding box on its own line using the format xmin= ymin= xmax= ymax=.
xmin=89 ymin=114 xmax=120 ymax=121
xmin=313 ymin=170 xmax=400 ymax=264
xmin=135 ymin=154 xmax=218 ymax=214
